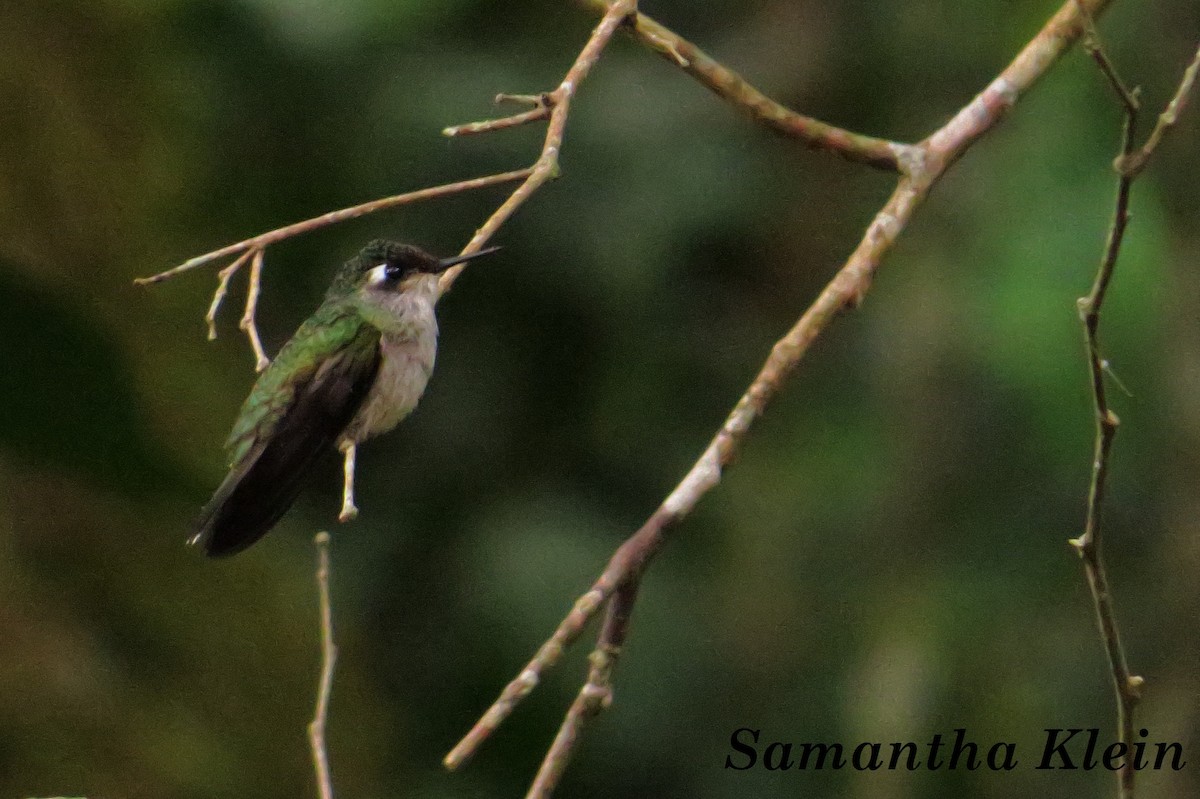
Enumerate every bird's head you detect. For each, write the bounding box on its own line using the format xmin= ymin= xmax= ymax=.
xmin=327 ymin=240 xmax=500 ymax=301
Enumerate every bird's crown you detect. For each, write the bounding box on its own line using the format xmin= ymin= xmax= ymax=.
xmin=326 ymin=240 xmax=440 ymax=299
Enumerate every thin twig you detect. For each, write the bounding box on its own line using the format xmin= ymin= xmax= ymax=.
xmin=1076 ymin=1 xmax=1140 ymax=114
xmin=308 ymin=532 xmax=337 ymax=799
xmin=496 ymin=92 xmax=552 ymax=106
xmin=447 ymin=0 xmax=1118 ymax=784
xmin=442 ymin=584 xmax=599 ymax=767
xmin=524 ymin=650 xmax=615 ymax=799
xmin=205 ymin=249 xmax=253 ymax=341
xmin=444 ymin=94 xmax=553 ymax=137
xmin=133 ymin=169 xmax=532 ymax=285
xmin=238 ymin=248 xmax=270 ymax=372
xmin=1069 ymin=101 xmax=1139 ymax=799
xmin=1119 ymin=43 xmax=1200 ymax=178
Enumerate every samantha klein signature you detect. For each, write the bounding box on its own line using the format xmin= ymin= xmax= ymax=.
xmin=724 ymin=727 xmax=1186 ymax=772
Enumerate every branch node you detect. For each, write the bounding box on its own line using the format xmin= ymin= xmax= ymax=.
xmin=1113 ymin=151 xmax=1148 ymax=178
xmin=579 ymin=681 xmax=613 ymax=711
xmin=516 ymin=668 xmax=541 ymax=692
xmin=641 ymin=26 xmax=689 ymax=67
xmin=1075 ymin=295 xmax=1091 ymax=319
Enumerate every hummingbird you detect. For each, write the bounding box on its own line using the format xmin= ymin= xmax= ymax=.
xmin=190 ymin=240 xmax=500 ymax=557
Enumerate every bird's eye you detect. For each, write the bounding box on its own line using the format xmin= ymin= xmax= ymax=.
xmin=366 ymin=262 xmax=409 ymax=288
xmin=366 ymin=264 xmax=390 ymax=287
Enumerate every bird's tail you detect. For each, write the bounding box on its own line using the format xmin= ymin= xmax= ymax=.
xmin=190 ymin=443 xmax=327 ymax=557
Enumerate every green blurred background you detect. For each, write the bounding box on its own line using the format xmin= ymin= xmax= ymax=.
xmin=2 ymin=0 xmax=1199 ymax=797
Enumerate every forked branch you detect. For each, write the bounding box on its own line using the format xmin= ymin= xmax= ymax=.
xmin=134 ymin=169 xmax=531 ymax=360
xmin=437 ymin=0 xmax=640 ymax=294
xmin=1069 ymin=20 xmax=1199 ymax=799
xmin=446 ymin=2 xmax=1120 ymax=794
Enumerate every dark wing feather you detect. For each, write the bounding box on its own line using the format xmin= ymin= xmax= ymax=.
xmin=191 ymin=310 xmax=381 ymax=557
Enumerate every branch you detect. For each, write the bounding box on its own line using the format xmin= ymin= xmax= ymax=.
xmin=447 ymin=0 xmax=1118 ymax=787
xmin=1071 ymin=79 xmax=1138 ymax=799
xmin=308 ymin=532 xmax=337 ymax=799
xmin=134 ymin=169 xmax=532 ymax=286
xmin=443 ymin=93 xmax=553 ymax=137
xmin=525 ymin=584 xmax=634 ymax=799
xmin=437 ymin=0 xmax=639 ymax=295
xmin=575 ymin=0 xmax=916 ymax=172
xmin=1077 ymin=2 xmax=1140 ymax=115
xmin=1069 ymin=29 xmax=1199 ymax=799
xmin=1118 ymin=42 xmax=1200 ymax=178
xmin=444 ymin=511 xmax=667 ymax=770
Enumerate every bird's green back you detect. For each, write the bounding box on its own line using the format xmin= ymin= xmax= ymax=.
xmin=225 ymin=302 xmax=381 ymax=465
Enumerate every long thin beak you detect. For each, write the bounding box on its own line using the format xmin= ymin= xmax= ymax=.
xmin=434 ymin=245 xmax=502 ymax=273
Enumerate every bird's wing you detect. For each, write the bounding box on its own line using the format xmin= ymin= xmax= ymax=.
xmin=191 ymin=309 xmax=382 ymax=556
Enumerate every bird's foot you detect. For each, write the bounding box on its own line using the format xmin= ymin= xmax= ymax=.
xmin=338 ymin=440 xmax=359 ymax=522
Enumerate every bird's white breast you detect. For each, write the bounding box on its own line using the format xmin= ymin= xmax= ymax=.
xmin=341 ymin=278 xmax=439 ymax=444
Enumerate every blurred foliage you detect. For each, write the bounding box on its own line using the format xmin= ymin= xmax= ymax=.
xmin=1 ymin=0 xmax=1199 ymax=798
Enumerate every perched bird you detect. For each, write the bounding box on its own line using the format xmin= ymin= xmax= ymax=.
xmin=190 ymin=240 xmax=499 ymax=557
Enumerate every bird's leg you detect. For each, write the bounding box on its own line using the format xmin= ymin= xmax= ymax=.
xmin=338 ymin=440 xmax=359 ymax=521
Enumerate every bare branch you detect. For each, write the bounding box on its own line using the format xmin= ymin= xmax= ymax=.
xmin=1070 ymin=139 xmax=1139 ymax=796
xmin=575 ymin=0 xmax=916 ymax=172
xmin=443 ymin=93 xmax=553 ymax=137
xmin=132 ymin=169 xmax=532 ymax=286
xmin=1119 ymin=42 xmax=1200 ymax=178
xmin=448 ymin=0 xmax=1119 ymax=788
xmin=525 ymin=584 xmax=635 ymax=799
xmin=308 ymin=532 xmax=337 ymax=799
xmin=445 ymin=510 xmax=665 ymax=769
xmin=437 ymin=0 xmax=639 ymax=294
xmin=1067 ymin=30 xmax=1200 ymax=799
xmin=1076 ymin=1 xmax=1140 ymax=114
xmin=495 ymin=92 xmax=553 ymax=106
xmin=525 ymin=648 xmax=617 ymax=799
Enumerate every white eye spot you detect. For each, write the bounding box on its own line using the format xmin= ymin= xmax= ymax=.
xmin=366 ymin=264 xmax=389 ymax=287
